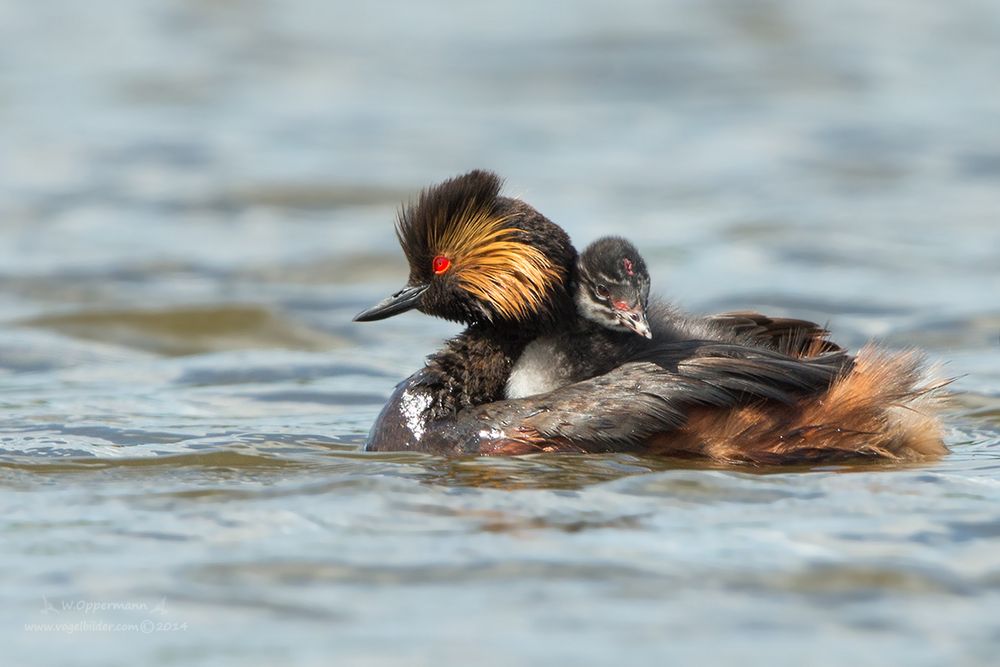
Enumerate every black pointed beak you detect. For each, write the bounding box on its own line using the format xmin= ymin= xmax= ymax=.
xmin=353 ymin=284 xmax=428 ymax=322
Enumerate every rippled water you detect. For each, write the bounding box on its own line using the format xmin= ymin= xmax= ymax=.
xmin=2 ymin=1 xmax=999 ymax=665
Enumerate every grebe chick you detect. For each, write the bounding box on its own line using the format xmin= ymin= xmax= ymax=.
xmin=507 ymin=236 xmax=843 ymax=399
xmin=506 ymin=236 xmax=652 ymax=399
xmin=574 ymin=236 xmax=652 ymax=339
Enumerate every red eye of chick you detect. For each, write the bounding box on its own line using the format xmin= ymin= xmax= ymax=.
xmin=432 ymin=255 xmax=451 ymax=274
xmin=595 ymin=284 xmax=609 ymax=298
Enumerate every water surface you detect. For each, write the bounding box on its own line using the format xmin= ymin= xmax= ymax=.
xmin=1 ymin=1 xmax=999 ymax=665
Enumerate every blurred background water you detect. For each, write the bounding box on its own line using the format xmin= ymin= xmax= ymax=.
xmin=1 ymin=0 xmax=999 ymax=665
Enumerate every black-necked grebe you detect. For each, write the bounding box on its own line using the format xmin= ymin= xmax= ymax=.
xmin=354 ymin=170 xmax=947 ymax=463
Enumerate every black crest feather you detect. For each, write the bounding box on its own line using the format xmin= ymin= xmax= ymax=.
xmin=392 ymin=170 xmax=573 ymax=324
xmin=396 ymin=170 xmax=504 ymax=267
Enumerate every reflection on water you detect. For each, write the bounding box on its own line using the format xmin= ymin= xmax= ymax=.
xmin=1 ymin=0 xmax=999 ymax=665
xmin=21 ymin=306 xmax=343 ymax=355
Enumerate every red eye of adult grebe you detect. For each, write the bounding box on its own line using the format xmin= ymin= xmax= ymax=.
xmin=432 ymin=255 xmax=451 ymax=274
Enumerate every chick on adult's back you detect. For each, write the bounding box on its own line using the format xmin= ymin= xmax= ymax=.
xmin=354 ymin=170 xmax=948 ymax=464
xmin=508 ymin=236 xmax=848 ymax=400
xmin=506 ymin=236 xmax=653 ymax=399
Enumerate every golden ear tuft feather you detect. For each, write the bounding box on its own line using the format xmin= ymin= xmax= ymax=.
xmin=396 ymin=171 xmax=565 ymax=321
xmin=446 ymin=209 xmax=563 ymax=321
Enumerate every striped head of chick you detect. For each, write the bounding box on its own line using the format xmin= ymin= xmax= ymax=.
xmin=354 ymin=170 xmax=577 ymax=330
xmin=575 ymin=236 xmax=652 ymax=339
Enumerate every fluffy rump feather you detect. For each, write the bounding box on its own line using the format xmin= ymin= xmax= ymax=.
xmin=654 ymin=346 xmax=948 ymax=464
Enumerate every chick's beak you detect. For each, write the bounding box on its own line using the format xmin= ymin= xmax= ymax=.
xmin=353 ymin=284 xmax=428 ymax=322
xmin=615 ymin=304 xmax=652 ymax=339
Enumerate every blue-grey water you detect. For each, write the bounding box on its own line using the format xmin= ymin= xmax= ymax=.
xmin=2 ymin=1 xmax=999 ymax=665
